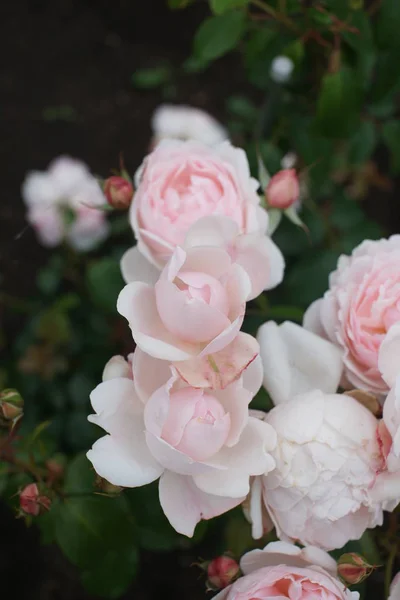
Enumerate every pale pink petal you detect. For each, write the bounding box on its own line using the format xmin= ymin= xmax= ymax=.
xmin=184 ymin=215 xmax=239 ymax=250
xmin=145 ymin=432 xmax=217 ymax=476
xmin=102 ymin=355 xmax=133 ymax=381
xmin=235 ymin=234 xmax=285 ymax=298
xmin=117 ymin=283 xmax=194 ymax=360
xmin=182 ymin=246 xmax=232 ymax=279
xmin=174 ymin=332 xmax=259 ymax=390
xmin=200 ymin=315 xmax=244 ymax=356
xmin=241 ymin=355 xmax=263 ymax=396
xmin=303 ymin=298 xmax=326 ymax=338
xmin=378 ymin=323 xmax=400 ymax=388
xmin=159 ymin=471 xmax=243 ymax=537
xmin=131 ymin=348 xmax=172 ymax=403
xmin=214 ymin=385 xmax=252 ymax=446
xmin=120 ymin=245 xmax=160 ymax=285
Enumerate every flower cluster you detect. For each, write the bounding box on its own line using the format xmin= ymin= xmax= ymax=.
xmin=79 ymin=118 xmax=400 ymax=560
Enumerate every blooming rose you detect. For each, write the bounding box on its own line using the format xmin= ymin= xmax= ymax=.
xmin=87 ymin=350 xmax=276 ymax=536
xmin=22 ymin=156 xmax=109 ymax=251
xmin=247 ymin=390 xmax=384 ymax=550
xmin=118 ymin=222 xmax=280 ymax=387
xmin=151 ymin=104 xmax=228 ymax=146
xmin=304 ymin=236 xmax=400 ymax=395
xmin=128 ymin=139 xmax=270 ymax=267
xmin=390 ymin=573 xmax=400 ymax=600
xmin=214 ymin=541 xmax=357 ymax=600
xmin=257 ymin=321 xmax=343 ymax=405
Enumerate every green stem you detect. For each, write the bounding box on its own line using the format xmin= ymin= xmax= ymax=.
xmin=250 ymin=0 xmax=299 ymax=32
xmin=385 ymin=545 xmax=396 ymax=598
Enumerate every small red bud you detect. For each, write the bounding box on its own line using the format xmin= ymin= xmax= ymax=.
xmin=266 ymin=168 xmax=300 ymax=210
xmin=206 ymin=556 xmax=240 ymax=590
xmin=104 ymin=176 xmax=133 ymax=210
xmin=337 ymin=552 xmax=377 ymax=585
xmin=19 ymin=483 xmax=51 ymax=517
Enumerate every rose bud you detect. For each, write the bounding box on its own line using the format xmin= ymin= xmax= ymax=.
xmin=0 ymin=388 xmax=24 ymax=426
xmin=207 ymin=555 xmax=240 ymax=590
xmin=104 ymin=176 xmax=133 ymax=210
xmin=266 ymin=168 xmax=300 ymax=210
xmin=337 ymin=552 xmax=376 ymax=585
xmin=19 ymin=483 xmax=51 ymax=517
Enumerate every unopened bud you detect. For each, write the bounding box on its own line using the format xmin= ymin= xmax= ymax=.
xmin=337 ymin=553 xmax=377 ymax=585
xmin=0 ymin=389 xmax=24 ymax=426
xmin=19 ymin=483 xmax=51 ymax=517
xmin=95 ymin=475 xmax=123 ymax=496
xmin=46 ymin=454 xmax=66 ymax=481
xmin=266 ymin=169 xmax=300 ymax=210
xmin=104 ymin=176 xmax=133 ymax=210
xmin=206 ymin=556 xmax=240 ymax=590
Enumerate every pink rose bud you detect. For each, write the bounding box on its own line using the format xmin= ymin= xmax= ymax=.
xmin=207 ymin=556 xmax=240 ymax=590
xmin=0 ymin=388 xmax=24 ymax=427
xmin=104 ymin=176 xmax=133 ymax=210
xmin=337 ymin=552 xmax=376 ymax=585
xmin=266 ymin=168 xmax=300 ymax=209
xmin=19 ymin=483 xmax=51 ymax=517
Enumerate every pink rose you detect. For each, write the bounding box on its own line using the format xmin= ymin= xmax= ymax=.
xmin=247 ymin=391 xmax=384 ymax=550
xmin=130 ymin=139 xmax=269 ymax=267
xmin=87 ymin=350 xmax=276 ymax=536
xmin=390 ymin=573 xmax=400 ymax=600
xmin=266 ymin=169 xmax=300 ymax=210
xmin=214 ymin=541 xmax=357 ymax=600
xmin=304 ymin=236 xmax=400 ymax=395
xmin=118 ymin=231 xmax=269 ymax=387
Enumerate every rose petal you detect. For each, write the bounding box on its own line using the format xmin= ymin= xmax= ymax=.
xmin=120 ymin=245 xmax=160 ymax=285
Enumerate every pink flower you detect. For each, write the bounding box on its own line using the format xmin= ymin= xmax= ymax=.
xmin=129 ymin=139 xmax=269 ymax=267
xmin=87 ymin=350 xmax=276 ymax=536
xmin=121 ymin=215 xmax=284 ymax=304
xmin=151 ymin=104 xmax=228 ymax=146
xmin=118 ymin=226 xmax=275 ymax=386
xmin=214 ymin=541 xmax=357 ymax=600
xmin=19 ymin=483 xmax=51 ymax=516
xmin=21 ymin=156 xmax=109 ymax=251
xmin=247 ymin=391 xmax=384 ymax=551
xmin=304 ymin=236 xmax=400 ymax=395
xmin=207 ymin=556 xmax=240 ymax=590
xmin=266 ymin=169 xmax=300 ymax=210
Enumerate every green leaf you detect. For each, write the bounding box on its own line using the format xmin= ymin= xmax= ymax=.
xmin=376 ymin=0 xmax=400 ymax=48
xmin=382 ymin=120 xmax=400 ymax=174
xmin=316 ymin=67 xmax=361 ymax=137
xmin=194 ymin=11 xmax=246 ymax=62
xmin=210 ymin=0 xmax=249 ymax=15
xmin=284 ymin=250 xmax=341 ymax=307
xmin=347 ymin=120 xmax=376 ymax=165
xmin=64 ymin=412 xmax=98 ymax=452
xmin=86 ymin=258 xmax=124 ymax=313
xmin=68 ymin=373 xmax=95 ymax=408
xmin=131 ymin=66 xmax=172 ymax=89
xmin=64 ymin=453 xmax=96 ymax=495
xmin=370 ymin=49 xmax=400 ymax=103
xmin=81 ymin=546 xmax=138 ymax=599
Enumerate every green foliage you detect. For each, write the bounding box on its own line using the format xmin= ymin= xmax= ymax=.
xmin=209 ymin=0 xmax=249 ymax=15
xmin=131 ymin=66 xmax=172 ymax=89
xmin=194 ymin=11 xmax=246 ymax=61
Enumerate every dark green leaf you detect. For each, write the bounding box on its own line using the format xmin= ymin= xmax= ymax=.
xmin=86 ymin=258 xmax=124 ymax=313
xmin=382 ymin=120 xmax=400 ymax=174
xmin=347 ymin=120 xmax=376 ymax=165
xmin=194 ymin=12 xmax=246 ymax=61
xmin=316 ymin=67 xmax=361 ymax=137
xmin=64 ymin=412 xmax=98 ymax=452
xmin=376 ymin=0 xmax=400 ymax=48
xmin=284 ymin=250 xmax=341 ymax=307
xmin=370 ymin=49 xmax=400 ymax=103
xmin=64 ymin=453 xmax=96 ymax=495
xmin=210 ymin=0 xmax=249 ymax=15
xmin=68 ymin=373 xmax=95 ymax=408
xmin=81 ymin=546 xmax=138 ymax=599
xmin=131 ymin=66 xmax=172 ymax=89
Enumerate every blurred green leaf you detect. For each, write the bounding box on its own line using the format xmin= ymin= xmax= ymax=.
xmin=194 ymin=12 xmax=246 ymax=61
xmin=64 ymin=453 xmax=96 ymax=494
xmin=64 ymin=412 xmax=98 ymax=452
xmin=348 ymin=120 xmax=376 ymax=165
xmin=382 ymin=120 xmax=400 ymax=174
xmin=210 ymin=0 xmax=248 ymax=15
xmin=370 ymin=48 xmax=400 ymax=103
xmin=131 ymin=66 xmax=172 ymax=89
xmin=80 ymin=546 xmax=138 ymax=598
xmin=316 ymin=67 xmax=361 ymax=137
xmin=284 ymin=249 xmax=341 ymax=307
xmin=86 ymin=258 xmax=124 ymax=314
xmin=376 ymin=0 xmax=400 ymax=48
xmin=68 ymin=373 xmax=95 ymax=409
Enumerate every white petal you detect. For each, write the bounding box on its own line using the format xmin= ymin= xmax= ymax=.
xmin=379 ymin=322 xmax=400 ymax=388
xmin=120 ymin=245 xmax=160 ymax=285
xmin=159 ymin=471 xmax=242 ymax=537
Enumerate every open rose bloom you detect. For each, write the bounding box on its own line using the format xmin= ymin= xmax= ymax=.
xmin=22 ymin=156 xmax=109 ymax=251
xmin=304 ymin=236 xmax=400 ymax=395
xmin=214 ymin=541 xmax=358 ymax=600
xmin=122 ymin=139 xmax=281 ymax=270
xmin=87 ymin=350 xmax=276 ymax=536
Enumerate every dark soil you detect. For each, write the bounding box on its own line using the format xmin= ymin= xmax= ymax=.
xmin=0 ymin=1 xmax=399 ymax=598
